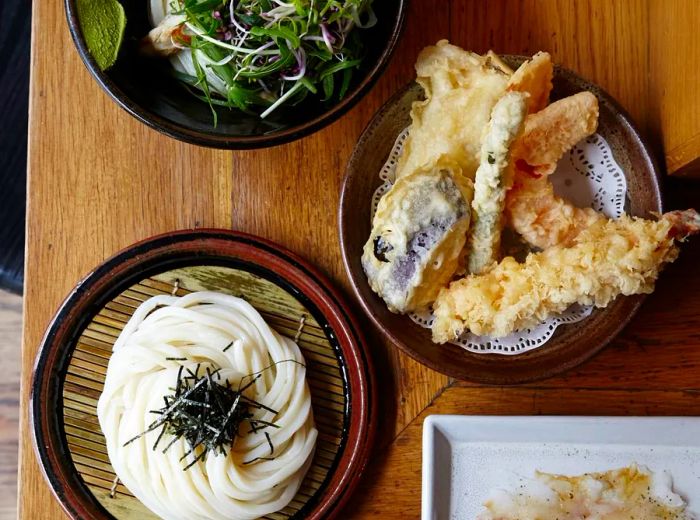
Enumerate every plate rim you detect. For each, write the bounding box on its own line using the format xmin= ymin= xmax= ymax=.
xmin=30 ymin=228 xmax=376 ymax=520
xmin=339 ymin=61 xmax=664 ymax=384
xmin=421 ymin=414 xmax=700 ymax=518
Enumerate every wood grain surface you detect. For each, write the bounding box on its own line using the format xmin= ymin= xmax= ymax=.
xmin=649 ymin=1 xmax=700 ymax=177
xmin=20 ymin=0 xmax=700 ymax=519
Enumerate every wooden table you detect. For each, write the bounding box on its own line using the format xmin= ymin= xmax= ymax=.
xmin=19 ymin=0 xmax=700 ymax=517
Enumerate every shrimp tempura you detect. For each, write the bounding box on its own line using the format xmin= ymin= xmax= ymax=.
xmin=506 ymin=92 xmax=602 ymax=249
xmin=432 ymin=210 xmax=700 ymax=341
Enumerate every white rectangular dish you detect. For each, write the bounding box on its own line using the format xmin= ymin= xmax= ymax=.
xmin=422 ymin=415 xmax=700 ymax=519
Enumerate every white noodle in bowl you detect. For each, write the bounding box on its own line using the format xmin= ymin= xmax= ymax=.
xmin=97 ymin=291 xmax=317 ymax=520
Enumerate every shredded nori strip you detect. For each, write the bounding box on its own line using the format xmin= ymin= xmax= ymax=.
xmin=123 ymin=363 xmax=286 ymax=470
xmin=242 ymin=456 xmax=276 ymax=465
xmin=265 ymin=431 xmax=274 ymax=455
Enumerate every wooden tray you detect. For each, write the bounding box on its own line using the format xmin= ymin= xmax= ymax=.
xmin=21 ymin=1 xmax=700 ymax=517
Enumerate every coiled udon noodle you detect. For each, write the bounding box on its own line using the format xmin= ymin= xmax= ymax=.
xmin=97 ymin=291 xmax=317 ymax=520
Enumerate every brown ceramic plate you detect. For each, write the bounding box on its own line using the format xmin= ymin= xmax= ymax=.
xmin=31 ymin=230 xmax=374 ymax=519
xmin=339 ymin=59 xmax=663 ymax=384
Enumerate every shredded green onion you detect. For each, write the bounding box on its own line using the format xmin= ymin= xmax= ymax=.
xmin=151 ymin=0 xmax=376 ymax=122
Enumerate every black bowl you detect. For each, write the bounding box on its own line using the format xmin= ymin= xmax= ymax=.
xmin=64 ymin=0 xmax=407 ymax=149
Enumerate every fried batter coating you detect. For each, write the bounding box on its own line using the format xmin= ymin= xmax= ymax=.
xmin=467 ymin=92 xmax=528 ymax=274
xmin=507 ymin=51 xmax=553 ymax=114
xmin=432 ymin=210 xmax=700 ymax=341
xmin=514 ymin=92 xmax=598 ymax=167
xmin=396 ymin=40 xmax=511 ymax=180
xmin=506 ymin=92 xmax=601 ymax=248
xmin=362 ymin=165 xmax=473 ymax=313
xmin=506 ymin=175 xmax=604 ymax=249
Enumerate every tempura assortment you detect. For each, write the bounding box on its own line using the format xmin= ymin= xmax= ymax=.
xmin=362 ymin=40 xmax=699 ymax=344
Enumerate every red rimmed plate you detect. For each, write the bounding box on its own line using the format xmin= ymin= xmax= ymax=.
xmin=31 ymin=229 xmax=374 ymax=519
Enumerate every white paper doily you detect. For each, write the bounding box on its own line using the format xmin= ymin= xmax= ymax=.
xmin=371 ymin=128 xmax=628 ymax=355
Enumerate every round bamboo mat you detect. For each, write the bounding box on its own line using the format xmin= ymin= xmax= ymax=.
xmin=62 ymin=265 xmax=348 ymax=519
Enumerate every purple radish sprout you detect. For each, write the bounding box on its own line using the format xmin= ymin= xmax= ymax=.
xmin=228 ymin=0 xmax=248 ymax=34
xmin=320 ymin=23 xmax=335 ymax=53
xmin=281 ymin=46 xmax=306 ymax=81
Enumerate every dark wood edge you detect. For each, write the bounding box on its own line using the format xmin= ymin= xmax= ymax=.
xmin=62 ymin=0 xmax=407 ymax=149
xmin=31 ymin=229 xmax=376 ymax=519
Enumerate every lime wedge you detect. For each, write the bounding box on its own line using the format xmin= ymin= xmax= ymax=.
xmin=76 ymin=0 xmax=126 ymax=71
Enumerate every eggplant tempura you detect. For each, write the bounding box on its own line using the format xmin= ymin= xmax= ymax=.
xmin=362 ymin=165 xmax=473 ymax=313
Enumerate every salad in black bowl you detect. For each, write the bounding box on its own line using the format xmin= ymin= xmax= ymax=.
xmin=67 ymin=0 xmax=406 ymax=148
